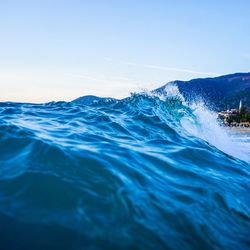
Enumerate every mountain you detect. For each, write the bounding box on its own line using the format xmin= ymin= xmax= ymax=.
xmin=72 ymin=73 xmax=250 ymax=111
xmin=155 ymin=72 xmax=250 ymax=111
xmin=72 ymin=95 xmax=117 ymax=105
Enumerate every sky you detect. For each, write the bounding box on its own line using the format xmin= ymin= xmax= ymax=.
xmin=0 ymin=0 xmax=250 ymax=103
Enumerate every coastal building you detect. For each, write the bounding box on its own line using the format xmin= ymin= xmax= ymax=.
xmin=239 ymin=100 xmax=243 ymax=114
xmin=217 ymin=100 xmax=250 ymax=127
xmin=240 ymin=121 xmax=250 ymax=127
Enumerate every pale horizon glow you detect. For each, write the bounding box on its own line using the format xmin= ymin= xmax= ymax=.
xmin=1 ymin=0 xmax=250 ymax=103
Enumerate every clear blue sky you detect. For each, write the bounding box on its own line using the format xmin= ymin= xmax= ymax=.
xmin=1 ymin=0 xmax=250 ymax=102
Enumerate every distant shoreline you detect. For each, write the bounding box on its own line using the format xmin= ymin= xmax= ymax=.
xmin=221 ymin=123 xmax=250 ymax=128
xmin=224 ymin=127 xmax=250 ymax=134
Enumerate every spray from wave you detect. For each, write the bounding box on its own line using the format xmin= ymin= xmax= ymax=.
xmin=158 ymin=83 xmax=250 ymax=162
xmin=0 ymin=86 xmax=249 ymax=249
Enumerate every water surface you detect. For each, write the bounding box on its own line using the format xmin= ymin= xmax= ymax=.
xmin=0 ymin=94 xmax=249 ymax=249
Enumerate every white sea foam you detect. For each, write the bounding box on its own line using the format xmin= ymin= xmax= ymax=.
xmin=160 ymin=84 xmax=250 ymax=163
xmin=181 ymin=102 xmax=250 ymax=163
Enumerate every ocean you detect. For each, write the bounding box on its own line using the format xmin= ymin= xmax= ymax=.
xmin=0 ymin=92 xmax=249 ymax=250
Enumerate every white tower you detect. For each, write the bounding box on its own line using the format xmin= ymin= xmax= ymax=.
xmin=239 ymin=100 xmax=243 ymax=113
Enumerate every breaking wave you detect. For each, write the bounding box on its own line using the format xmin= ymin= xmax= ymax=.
xmin=0 ymin=88 xmax=249 ymax=249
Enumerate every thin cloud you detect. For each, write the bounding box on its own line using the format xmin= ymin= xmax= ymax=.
xmin=122 ymin=61 xmax=219 ymax=76
xmin=63 ymin=73 xmax=141 ymax=86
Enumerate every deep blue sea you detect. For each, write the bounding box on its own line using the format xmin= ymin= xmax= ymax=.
xmin=0 ymin=93 xmax=249 ymax=250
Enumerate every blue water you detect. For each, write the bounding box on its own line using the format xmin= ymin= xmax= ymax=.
xmin=0 ymin=94 xmax=249 ymax=250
